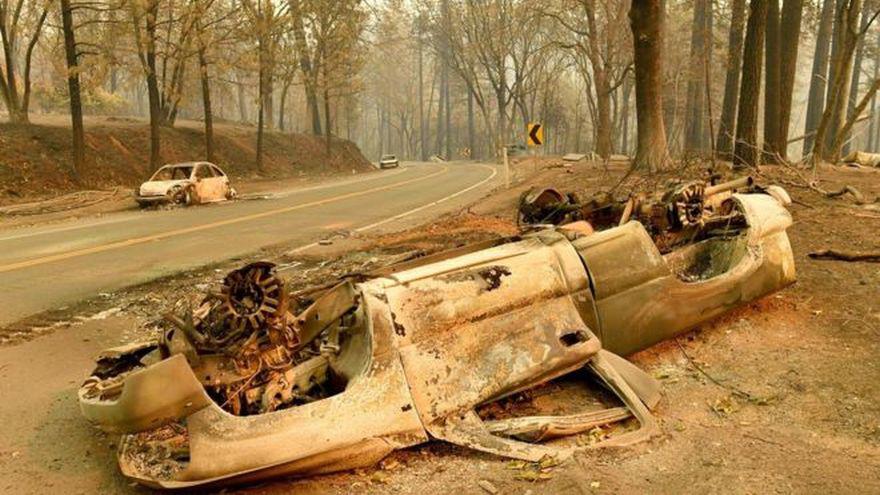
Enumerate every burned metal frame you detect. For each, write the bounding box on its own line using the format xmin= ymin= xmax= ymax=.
xmin=79 ymin=187 xmax=796 ymax=489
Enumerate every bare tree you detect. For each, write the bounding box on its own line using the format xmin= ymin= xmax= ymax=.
xmin=128 ymin=0 xmax=162 ymax=168
xmin=812 ymin=0 xmax=876 ymax=163
xmin=0 ymin=0 xmax=49 ymax=123
xmin=288 ymin=0 xmax=321 ymax=135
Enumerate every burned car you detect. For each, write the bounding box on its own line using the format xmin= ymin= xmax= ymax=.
xmin=379 ymin=154 xmax=400 ymax=169
xmin=80 ymin=180 xmax=796 ymax=489
xmin=135 ymin=162 xmax=237 ymax=207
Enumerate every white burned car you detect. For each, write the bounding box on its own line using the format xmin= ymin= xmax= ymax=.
xmin=135 ymin=162 xmax=237 ymax=207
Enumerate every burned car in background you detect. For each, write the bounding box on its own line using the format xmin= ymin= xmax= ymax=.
xmin=80 ymin=177 xmax=796 ymax=489
xmin=135 ymin=162 xmax=237 ymax=207
xmin=379 ymin=154 xmax=400 ymax=169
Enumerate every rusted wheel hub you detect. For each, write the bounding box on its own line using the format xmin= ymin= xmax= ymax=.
xmin=220 ymin=262 xmax=286 ymax=332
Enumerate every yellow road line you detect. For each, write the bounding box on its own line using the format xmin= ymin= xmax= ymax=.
xmin=0 ymin=166 xmax=449 ymax=274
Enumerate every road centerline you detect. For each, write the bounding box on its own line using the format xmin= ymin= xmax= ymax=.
xmin=0 ymin=165 xmax=450 ymax=274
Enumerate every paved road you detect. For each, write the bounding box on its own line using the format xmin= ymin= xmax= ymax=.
xmin=0 ymin=162 xmax=497 ymax=326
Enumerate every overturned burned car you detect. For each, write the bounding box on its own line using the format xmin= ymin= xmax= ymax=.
xmin=79 ymin=180 xmax=796 ymax=488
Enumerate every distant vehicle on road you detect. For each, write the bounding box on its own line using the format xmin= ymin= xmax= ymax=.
xmin=135 ymin=162 xmax=237 ymax=207
xmin=379 ymin=154 xmax=400 ymax=169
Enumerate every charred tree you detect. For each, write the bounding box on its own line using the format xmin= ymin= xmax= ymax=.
xmin=0 ymin=3 xmax=48 ymax=124
xmin=733 ymin=0 xmax=768 ymax=168
xmin=685 ymin=0 xmax=712 ymax=152
xmin=869 ymin=40 xmax=879 ymax=151
xmin=763 ymin=0 xmax=782 ymax=161
xmin=435 ymin=60 xmax=446 ymax=156
xmin=198 ymin=46 xmax=214 ymax=162
xmin=804 ymin=0 xmax=836 ymax=154
xmin=60 ymin=0 xmax=83 ymax=180
xmin=467 ymin=80 xmax=476 ymax=158
xmin=444 ymin=66 xmax=451 ymax=159
xmin=289 ymin=0 xmax=322 ymax=135
xmin=844 ymin=3 xmax=873 ymax=154
xmin=813 ymin=0 xmax=864 ymax=163
xmin=131 ymin=0 xmax=163 ymax=169
xmin=822 ymin=0 xmax=860 ymax=153
xmin=418 ymin=19 xmax=427 ymax=161
xmin=257 ymin=53 xmax=266 ymax=170
xmin=629 ymin=0 xmax=668 ymax=171
xmin=585 ymin=0 xmax=614 ymax=158
xmin=776 ymin=0 xmax=804 ymax=161
xmin=717 ymin=0 xmax=747 ymax=159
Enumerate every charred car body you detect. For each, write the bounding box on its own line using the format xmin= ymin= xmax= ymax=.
xmin=80 ymin=178 xmax=796 ymax=488
xmin=135 ymin=162 xmax=237 ymax=207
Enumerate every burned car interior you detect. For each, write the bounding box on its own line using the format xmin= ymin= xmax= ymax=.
xmin=79 ymin=174 xmax=796 ymax=488
xmin=151 ymin=166 xmax=195 ymax=181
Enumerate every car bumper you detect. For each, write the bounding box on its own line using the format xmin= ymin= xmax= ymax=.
xmin=134 ymin=194 xmax=171 ymax=206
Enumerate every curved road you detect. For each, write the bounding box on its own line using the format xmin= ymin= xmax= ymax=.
xmin=0 ymin=162 xmax=497 ymax=326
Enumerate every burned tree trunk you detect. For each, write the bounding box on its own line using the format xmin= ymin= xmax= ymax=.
xmin=418 ymin=28 xmax=427 ymax=161
xmin=776 ymin=0 xmax=804 ymax=161
xmin=803 ymin=0 xmax=836 ymax=155
xmin=629 ymin=0 xmax=668 ymax=171
xmin=830 ymin=76 xmax=880 ymax=154
xmin=763 ymin=0 xmax=782 ymax=161
xmin=844 ymin=4 xmax=872 ymax=154
xmin=467 ymin=81 xmax=476 ymax=159
xmin=869 ymin=46 xmax=879 ymax=151
xmin=813 ymin=0 xmax=864 ymax=163
xmin=822 ymin=0 xmax=861 ymax=155
xmin=324 ymin=87 xmax=332 ymax=156
xmin=717 ymin=0 xmax=747 ymax=159
xmin=685 ymin=0 xmax=712 ymax=152
xmin=734 ymin=0 xmax=768 ymax=168
xmin=144 ymin=1 xmax=162 ymax=169
xmin=288 ymin=0 xmax=322 ymax=135
xmin=0 ymin=5 xmax=47 ymax=124
xmin=445 ymin=68 xmax=452 ymax=159
xmin=60 ymin=0 xmax=83 ymax=180
xmin=257 ymin=60 xmax=265 ymax=171
xmin=198 ymin=46 xmax=214 ymax=162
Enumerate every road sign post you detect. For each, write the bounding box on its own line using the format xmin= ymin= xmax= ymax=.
xmin=502 ymin=146 xmax=510 ymax=188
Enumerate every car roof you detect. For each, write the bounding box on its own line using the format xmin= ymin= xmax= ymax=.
xmin=160 ymin=162 xmax=206 ymax=168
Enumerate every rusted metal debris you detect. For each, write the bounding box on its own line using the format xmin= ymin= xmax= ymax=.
xmin=842 ymin=150 xmax=880 ymax=167
xmin=517 ymin=175 xmax=792 ymax=255
xmin=79 ymin=185 xmax=797 ymax=489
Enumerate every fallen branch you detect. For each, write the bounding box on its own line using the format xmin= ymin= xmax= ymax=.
xmin=823 ymin=185 xmax=867 ymax=204
xmin=808 ymin=249 xmax=880 ymax=262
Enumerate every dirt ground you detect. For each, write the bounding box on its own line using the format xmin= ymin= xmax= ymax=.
xmin=1 ymin=158 xmax=879 ymax=494
xmin=0 ymin=114 xmax=373 ymax=205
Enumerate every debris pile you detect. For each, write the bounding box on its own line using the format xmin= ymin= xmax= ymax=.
xmin=518 ymin=175 xmax=781 ymax=253
xmin=164 ymin=262 xmax=362 ymax=415
xmin=82 ymin=262 xmax=359 ymax=417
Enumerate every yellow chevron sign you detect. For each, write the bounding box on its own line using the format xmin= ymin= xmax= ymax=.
xmin=527 ymin=123 xmax=543 ymax=146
